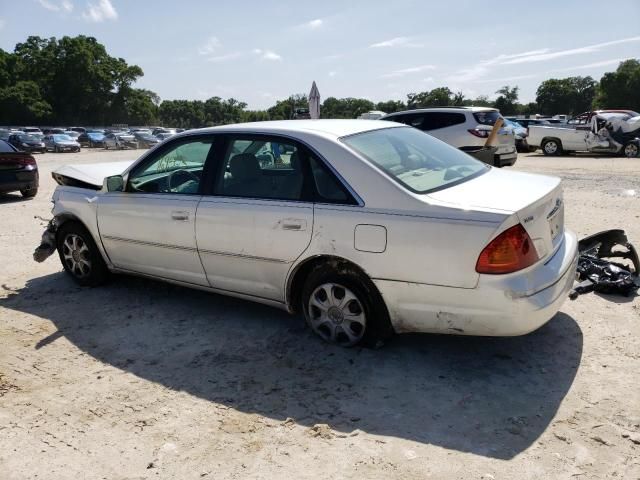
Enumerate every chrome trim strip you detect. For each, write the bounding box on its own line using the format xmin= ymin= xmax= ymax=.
xmin=198 ymin=248 xmax=288 ymax=264
xmin=102 ymin=235 xmax=196 ymax=252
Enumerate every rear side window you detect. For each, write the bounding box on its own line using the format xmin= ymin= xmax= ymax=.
xmin=421 ymin=112 xmax=466 ymax=130
xmin=473 ymin=110 xmax=502 ymax=125
xmin=0 ymin=140 xmax=16 ymax=153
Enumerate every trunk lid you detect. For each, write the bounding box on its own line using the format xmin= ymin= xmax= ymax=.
xmin=427 ymin=168 xmax=564 ymax=261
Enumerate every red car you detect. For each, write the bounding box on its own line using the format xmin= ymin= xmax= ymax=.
xmin=0 ymin=139 xmax=39 ymax=198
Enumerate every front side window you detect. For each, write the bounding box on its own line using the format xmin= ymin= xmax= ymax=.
xmin=214 ymin=137 xmax=305 ymax=201
xmin=342 ymin=126 xmax=488 ymax=194
xmin=127 ymin=138 xmax=213 ymax=194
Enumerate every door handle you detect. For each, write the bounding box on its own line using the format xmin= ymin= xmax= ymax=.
xmin=282 ymin=219 xmax=306 ymax=231
xmin=171 ymin=211 xmax=189 ymax=221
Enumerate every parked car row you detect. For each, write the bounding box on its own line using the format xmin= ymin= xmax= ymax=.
xmin=0 ymin=126 xmax=184 ymax=154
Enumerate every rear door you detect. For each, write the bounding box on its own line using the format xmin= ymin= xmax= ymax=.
xmin=195 ymin=135 xmax=313 ymax=301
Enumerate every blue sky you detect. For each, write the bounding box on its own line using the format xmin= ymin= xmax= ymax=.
xmin=1 ymin=0 xmax=639 ymax=109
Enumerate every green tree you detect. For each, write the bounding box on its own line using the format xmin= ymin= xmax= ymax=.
xmin=0 ymin=81 xmax=52 ymax=124
xmin=406 ymin=87 xmax=452 ymax=109
xmin=595 ymin=59 xmax=640 ymax=111
xmin=268 ymin=94 xmax=308 ymax=120
xmin=158 ymin=100 xmax=206 ymax=128
xmin=320 ymin=97 xmax=374 ymax=118
xmin=374 ymin=100 xmax=406 ymax=114
xmin=535 ymin=76 xmax=597 ymax=115
xmin=494 ymin=85 xmax=519 ymax=115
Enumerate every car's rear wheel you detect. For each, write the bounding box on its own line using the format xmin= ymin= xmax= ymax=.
xmin=301 ymin=263 xmax=393 ymax=348
xmin=56 ymin=222 xmax=109 ymax=287
xmin=542 ymin=139 xmax=562 ymax=156
xmin=20 ymin=187 xmax=37 ymax=198
xmin=623 ymin=141 xmax=639 ymax=158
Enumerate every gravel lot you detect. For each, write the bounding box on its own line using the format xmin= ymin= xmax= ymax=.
xmin=1 ymin=149 xmax=639 ymax=479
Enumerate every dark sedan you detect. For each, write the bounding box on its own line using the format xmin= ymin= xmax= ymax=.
xmin=78 ymin=131 xmax=106 ymax=148
xmin=7 ymin=133 xmax=46 ymax=153
xmin=0 ymin=140 xmax=39 ymax=198
xmin=133 ymin=132 xmax=160 ymax=148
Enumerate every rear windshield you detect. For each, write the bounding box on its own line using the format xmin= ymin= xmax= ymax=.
xmin=342 ymin=127 xmax=488 ymax=194
xmin=473 ymin=110 xmax=502 ymax=125
xmin=0 ymin=140 xmax=16 ymax=153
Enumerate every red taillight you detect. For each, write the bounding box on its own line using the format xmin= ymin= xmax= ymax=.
xmin=476 ymin=224 xmax=538 ymax=274
xmin=19 ymin=156 xmax=37 ymax=167
xmin=468 ymin=128 xmax=490 ymax=138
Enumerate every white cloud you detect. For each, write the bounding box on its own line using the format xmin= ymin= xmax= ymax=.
xmin=254 ymin=49 xmax=282 ymax=61
xmin=476 ymin=74 xmax=537 ymax=84
xmin=82 ymin=0 xmax=118 ymax=22
xmin=501 ymin=36 xmax=640 ymax=65
xmin=206 ymin=52 xmax=243 ymax=63
xmin=382 ymin=64 xmax=436 ymax=78
xmin=551 ymin=58 xmax=627 ymax=72
xmin=36 ymin=0 xmax=73 ymax=13
xmin=198 ymin=36 xmax=221 ymax=56
xmin=370 ymin=36 xmax=423 ymax=48
xmin=37 ymin=0 xmax=61 ymax=11
xmin=298 ymin=18 xmax=323 ymax=30
xmin=328 ymin=71 xmax=337 ymax=77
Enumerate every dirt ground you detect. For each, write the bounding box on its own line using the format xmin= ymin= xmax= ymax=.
xmin=1 ymin=149 xmax=639 ymax=479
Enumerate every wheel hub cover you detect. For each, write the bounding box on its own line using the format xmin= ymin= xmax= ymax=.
xmin=328 ymin=306 xmax=344 ymax=324
xmin=72 ymin=250 xmax=80 ymax=262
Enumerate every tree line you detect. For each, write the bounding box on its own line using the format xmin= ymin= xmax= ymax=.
xmin=1 ymin=35 xmax=639 ymax=128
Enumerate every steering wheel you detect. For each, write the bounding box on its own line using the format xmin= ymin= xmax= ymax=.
xmin=167 ymin=169 xmax=199 ymax=191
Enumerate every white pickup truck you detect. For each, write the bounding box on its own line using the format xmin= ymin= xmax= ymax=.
xmin=528 ymin=110 xmax=640 ymax=157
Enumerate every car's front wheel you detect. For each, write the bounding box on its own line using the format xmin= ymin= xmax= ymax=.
xmin=56 ymin=222 xmax=109 ymax=287
xmin=301 ymin=263 xmax=393 ymax=348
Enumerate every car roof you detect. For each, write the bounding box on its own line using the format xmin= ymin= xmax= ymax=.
xmin=383 ymin=106 xmax=497 ymax=116
xmin=182 ymin=120 xmax=401 ymax=138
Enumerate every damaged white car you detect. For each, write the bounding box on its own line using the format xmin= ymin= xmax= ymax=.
xmin=528 ymin=110 xmax=640 ymax=157
xmin=35 ymin=120 xmax=578 ymax=347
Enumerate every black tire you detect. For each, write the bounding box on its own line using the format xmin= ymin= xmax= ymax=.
xmin=56 ymin=222 xmax=109 ymax=287
xmin=623 ymin=141 xmax=639 ymax=158
xmin=20 ymin=187 xmax=37 ymax=198
xmin=542 ymin=139 xmax=562 ymax=156
xmin=301 ymin=262 xmax=394 ymax=348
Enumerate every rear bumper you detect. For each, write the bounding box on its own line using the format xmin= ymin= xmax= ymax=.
xmin=495 ymin=150 xmax=518 ymax=167
xmin=0 ymin=169 xmax=39 ymax=193
xmin=374 ymin=229 xmax=578 ymax=336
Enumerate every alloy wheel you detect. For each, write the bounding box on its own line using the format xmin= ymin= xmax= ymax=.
xmin=307 ymin=283 xmax=366 ymax=346
xmin=544 ymin=141 xmax=558 ymax=154
xmin=624 ymin=143 xmax=638 ymax=158
xmin=62 ymin=234 xmax=92 ymax=279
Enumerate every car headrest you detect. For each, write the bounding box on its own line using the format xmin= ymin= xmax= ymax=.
xmin=289 ymin=150 xmax=300 ymax=170
xmin=229 ymin=153 xmax=261 ymax=181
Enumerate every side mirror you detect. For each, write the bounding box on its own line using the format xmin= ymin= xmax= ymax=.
xmin=104 ymin=175 xmax=124 ymax=192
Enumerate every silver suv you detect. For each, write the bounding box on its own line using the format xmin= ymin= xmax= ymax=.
xmin=381 ymin=107 xmax=517 ymax=167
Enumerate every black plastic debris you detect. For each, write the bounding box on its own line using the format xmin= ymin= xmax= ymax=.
xmin=570 ymin=229 xmax=640 ymax=299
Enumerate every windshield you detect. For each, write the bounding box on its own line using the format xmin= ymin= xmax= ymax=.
xmin=53 ymin=134 xmax=72 ymax=141
xmin=19 ymin=134 xmax=38 ymax=142
xmin=473 ymin=110 xmax=502 ymax=125
xmin=88 ymin=133 xmax=104 ymax=139
xmin=342 ymin=127 xmax=488 ymax=194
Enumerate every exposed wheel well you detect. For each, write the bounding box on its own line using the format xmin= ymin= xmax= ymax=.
xmin=287 ymin=255 xmax=379 ymax=314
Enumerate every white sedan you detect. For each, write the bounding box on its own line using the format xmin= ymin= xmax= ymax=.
xmin=36 ymin=120 xmax=578 ymax=347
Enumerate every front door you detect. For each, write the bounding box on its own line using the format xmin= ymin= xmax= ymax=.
xmin=195 ymin=135 xmax=313 ymax=301
xmin=97 ymin=136 xmax=215 ymax=286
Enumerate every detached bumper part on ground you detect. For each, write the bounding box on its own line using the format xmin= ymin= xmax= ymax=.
xmin=570 ymin=229 xmax=640 ymax=299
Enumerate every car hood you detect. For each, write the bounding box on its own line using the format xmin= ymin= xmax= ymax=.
xmin=53 ymin=160 xmax=135 ymax=188
xmin=426 ymin=167 xmax=560 ymax=214
xmin=55 ymin=141 xmax=79 ymax=145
